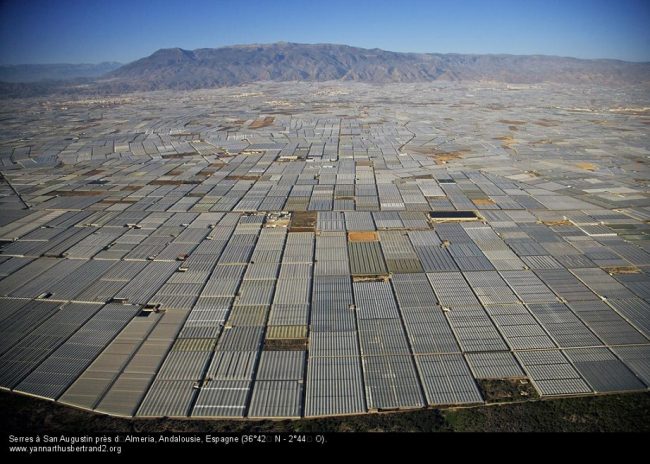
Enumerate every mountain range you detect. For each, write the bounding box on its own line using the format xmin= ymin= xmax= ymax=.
xmin=2 ymin=43 xmax=649 ymax=97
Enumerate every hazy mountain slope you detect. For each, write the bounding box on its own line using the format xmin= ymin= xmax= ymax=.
xmin=0 ymin=62 xmax=122 ymax=83
xmin=2 ymin=43 xmax=649 ymax=98
xmin=103 ymin=43 xmax=650 ymax=90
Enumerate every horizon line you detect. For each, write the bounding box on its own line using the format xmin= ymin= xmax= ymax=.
xmin=2 ymin=41 xmax=650 ymax=66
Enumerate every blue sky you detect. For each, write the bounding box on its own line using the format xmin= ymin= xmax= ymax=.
xmin=0 ymin=0 xmax=648 ymax=64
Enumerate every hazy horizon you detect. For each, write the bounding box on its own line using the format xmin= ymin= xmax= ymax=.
xmin=4 ymin=41 xmax=650 ymax=67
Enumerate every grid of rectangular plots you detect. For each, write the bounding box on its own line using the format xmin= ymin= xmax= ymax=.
xmin=611 ymin=271 xmax=650 ymax=301
xmin=5 ymin=258 xmax=85 ymax=298
xmin=570 ymin=268 xmax=638 ymax=300
xmin=562 ymin=347 xmax=647 ymax=393
xmin=59 ymin=310 xmax=165 ymax=410
xmin=189 ymin=225 xmax=284 ymax=418
xmin=566 ymin=300 xmax=648 ymax=346
xmin=181 ymin=216 xmax=248 ymax=328
xmin=0 ymin=209 xmax=67 ymax=242
xmin=534 ymin=269 xmax=648 ymax=346
xmin=606 ymin=298 xmax=650 ymax=338
xmin=344 ymin=212 xmax=376 ymax=231
xmin=112 ymin=261 xmax=180 ymax=305
xmin=0 ymin=302 xmax=104 ymax=389
xmin=498 ymin=270 xmax=559 ymax=305
xmin=390 ymin=273 xmax=459 ymax=355
xmin=0 ymin=299 xmax=61 ymax=354
xmin=391 ymin=273 xmax=483 ymax=404
xmin=465 ymin=351 xmax=525 ymax=379
xmin=435 ymin=224 xmax=494 ymax=272
xmin=63 ymin=227 xmax=130 ymax=259
xmin=3 ymin=82 xmax=650 ymax=415
xmin=248 ymin=351 xmax=305 ymax=418
xmin=14 ymin=303 xmax=140 ymax=400
xmin=515 ymin=350 xmax=592 ymax=396
xmin=1 ymin=218 xmax=95 ymax=259
xmin=315 ymin=232 xmax=348 ymax=277
xmin=407 ymin=230 xmax=458 ymax=272
xmin=378 ymin=230 xmax=423 ymax=273
xmin=527 ymin=303 xmax=604 ymax=348
xmin=464 ymin=271 xmax=557 ymax=351
xmin=142 ymin=218 xmax=216 ymax=311
xmin=0 ymin=257 xmax=33 ymax=280
xmin=140 ymin=215 xmax=264 ymax=417
xmin=26 ymin=260 xmax=117 ymax=302
xmin=354 ymin=280 xmax=425 ymax=410
xmin=306 ymin=232 xmax=366 ymax=417
xmin=305 ymin=274 xmax=366 ymax=416
xmin=611 ymin=345 xmax=650 ymax=387
xmin=246 ymin=230 xmax=312 ymax=418
xmin=116 ymin=216 xmax=182 ymax=261
xmin=463 ymin=224 xmax=527 ymax=271
xmin=73 ymin=261 xmax=147 ymax=303
xmin=348 ymin=240 xmax=387 ymax=276
xmin=426 ymin=272 xmax=507 ymax=352
xmin=92 ymin=308 xmax=188 ymax=416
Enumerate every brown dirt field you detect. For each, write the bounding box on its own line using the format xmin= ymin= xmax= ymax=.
xmin=498 ymin=119 xmax=526 ymax=125
xmin=97 ymin=198 xmax=137 ymax=205
xmin=541 ymin=219 xmax=572 ymax=226
xmin=352 ymin=275 xmax=389 ymax=282
xmin=249 ymin=116 xmax=275 ymax=129
xmin=289 ymin=211 xmax=317 ymax=232
xmin=408 ymin=146 xmax=469 ymax=159
xmin=473 ymin=198 xmax=495 ymax=206
xmin=434 ymin=152 xmax=466 ymax=163
xmin=529 ymin=139 xmax=556 ymax=146
xmin=263 ymin=338 xmax=308 ymax=351
xmin=225 ymin=175 xmax=260 ymax=181
xmin=576 ymin=162 xmax=598 ymax=171
xmin=51 ymin=190 xmax=105 ymax=196
xmin=603 ymin=266 xmax=641 ymax=275
xmin=495 ymin=135 xmax=516 ymax=150
xmin=477 ymin=379 xmax=538 ymax=403
xmin=162 ymin=152 xmax=199 ymax=159
xmin=149 ymin=179 xmax=201 ymax=185
xmin=407 ymin=148 xmax=469 ymax=165
xmin=534 ymin=119 xmax=559 ymax=127
xmin=348 ymin=231 xmax=379 ymax=242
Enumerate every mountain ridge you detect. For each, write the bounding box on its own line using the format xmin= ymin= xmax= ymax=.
xmin=102 ymin=43 xmax=650 ymax=91
xmin=2 ymin=43 xmax=649 ymax=97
